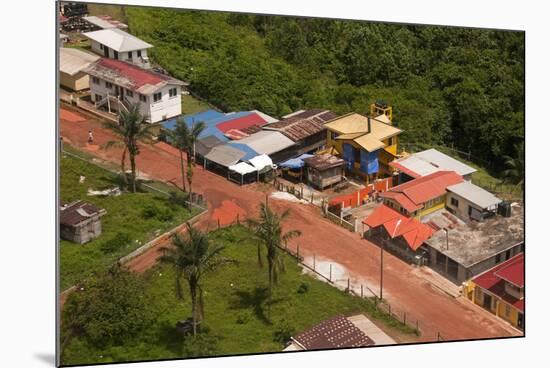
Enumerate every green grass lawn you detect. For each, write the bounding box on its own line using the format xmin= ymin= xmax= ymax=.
xmin=62 ymin=225 xmax=416 ymax=365
xmin=60 ymin=152 xmax=197 ymax=290
xmin=181 ymin=94 xmax=213 ymax=116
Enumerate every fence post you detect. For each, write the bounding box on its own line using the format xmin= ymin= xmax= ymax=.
xmin=313 ymin=254 xmax=316 ymax=271
xmin=361 ymin=284 xmax=363 ymax=298
xmin=416 ymin=320 xmax=419 ymax=333
xmin=218 ymin=218 xmax=220 ymax=229
xmin=389 ymin=303 xmax=391 ymax=316
xmin=329 ymin=264 xmax=332 ymax=282
xmin=297 ymin=244 xmax=300 ymax=259
xmin=403 ymin=312 xmax=407 ymax=325
xmin=237 ymin=214 xmax=240 ymax=225
xmin=347 ymin=278 xmax=350 ymax=292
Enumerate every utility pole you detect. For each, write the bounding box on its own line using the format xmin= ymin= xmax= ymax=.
xmin=379 ymin=241 xmax=384 ymax=300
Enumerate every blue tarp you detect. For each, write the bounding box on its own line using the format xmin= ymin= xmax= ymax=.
xmin=360 ymin=150 xmax=379 ymax=174
xmin=279 ymin=154 xmax=314 ymax=169
xmin=343 ymin=143 xmax=355 ymax=170
xmin=226 ymin=142 xmax=259 ymax=162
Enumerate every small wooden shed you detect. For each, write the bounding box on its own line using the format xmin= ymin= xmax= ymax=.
xmin=304 ymin=154 xmax=345 ymax=190
xmin=60 ymin=200 xmax=106 ymax=244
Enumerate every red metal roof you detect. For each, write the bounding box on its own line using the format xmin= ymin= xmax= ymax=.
xmin=495 ymin=254 xmax=525 ymax=287
xmin=96 ymin=58 xmax=170 ymax=88
xmin=216 ymin=113 xmax=268 ymax=134
xmin=472 ymin=253 xmax=524 ymax=312
xmin=380 ymin=171 xmax=463 ymax=212
xmin=363 ymin=204 xmax=435 ymax=251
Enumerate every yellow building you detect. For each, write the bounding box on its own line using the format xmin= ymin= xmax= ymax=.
xmin=464 ymin=253 xmax=524 ymax=331
xmin=325 ymin=112 xmax=402 ymax=181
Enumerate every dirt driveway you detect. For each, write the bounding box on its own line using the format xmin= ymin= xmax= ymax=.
xmin=60 ymin=106 xmax=522 ymax=342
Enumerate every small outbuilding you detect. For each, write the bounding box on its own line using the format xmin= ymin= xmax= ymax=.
xmin=283 ymin=315 xmax=375 ymax=351
xmin=59 ymin=48 xmax=100 ymax=91
xmin=60 ymin=200 xmax=106 ymax=244
xmin=303 ymin=154 xmax=345 ymax=190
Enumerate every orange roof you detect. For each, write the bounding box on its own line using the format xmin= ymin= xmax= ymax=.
xmin=363 ymin=204 xmax=435 ymax=251
xmin=380 ymin=171 xmax=463 ymax=212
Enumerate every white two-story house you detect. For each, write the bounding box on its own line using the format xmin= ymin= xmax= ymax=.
xmin=83 ymin=58 xmax=187 ymax=123
xmin=83 ymin=28 xmax=153 ymax=69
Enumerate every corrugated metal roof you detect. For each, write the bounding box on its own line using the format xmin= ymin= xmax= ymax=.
xmin=228 ymin=131 xmax=295 ymax=156
xmin=392 ymin=149 xmax=477 ymax=177
xmin=204 ymin=145 xmax=246 ymax=167
xmin=446 ymin=181 xmax=502 ymax=209
xmin=363 ymin=204 xmax=435 ymax=251
xmin=83 ymin=29 xmax=153 ymax=52
xmin=84 ymin=58 xmax=185 ymax=94
xmin=60 ymin=48 xmax=100 ymax=76
xmin=292 ymin=315 xmax=374 ymax=350
xmin=304 ymin=154 xmax=345 ymax=171
xmin=326 ymin=113 xmax=401 ymax=152
xmin=82 ymin=15 xmax=128 ymax=30
xmin=381 ymin=171 xmax=464 ymax=211
xmin=472 ymin=253 xmax=524 ymax=312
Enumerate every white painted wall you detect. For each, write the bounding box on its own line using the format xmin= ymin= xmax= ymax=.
xmin=89 ymin=75 xmax=181 ymax=123
xmin=89 ymin=39 xmax=149 ymax=65
xmin=446 ymin=193 xmax=483 ymax=221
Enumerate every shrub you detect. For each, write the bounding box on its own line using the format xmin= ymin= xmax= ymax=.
xmin=141 ymin=203 xmax=175 ymax=222
xmin=273 ymin=320 xmax=295 ymax=345
xmin=297 ymin=282 xmax=309 ymax=294
xmin=168 ymin=191 xmax=189 ymax=208
xmin=182 ymin=333 xmax=219 ymax=357
xmin=100 ymin=232 xmax=132 ymax=253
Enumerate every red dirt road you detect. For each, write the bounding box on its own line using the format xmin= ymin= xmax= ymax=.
xmin=60 ymin=106 xmax=522 ymax=342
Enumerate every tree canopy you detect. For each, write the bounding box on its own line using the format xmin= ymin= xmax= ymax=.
xmin=127 ymin=8 xmax=524 ymax=173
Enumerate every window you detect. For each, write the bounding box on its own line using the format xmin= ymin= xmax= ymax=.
xmin=387 ymin=136 xmax=394 ymax=146
xmin=153 ymin=92 xmax=162 ymax=102
xmin=113 ymin=50 xmax=119 ymax=60
xmin=495 ymin=253 xmax=501 ymax=263
xmin=91 ymin=76 xmax=100 ymax=85
xmin=99 ymin=44 xmax=104 ymax=50
xmin=128 ymin=51 xmax=133 ymax=59
xmin=451 ymin=197 xmax=459 ymax=207
xmin=105 ymin=81 xmax=113 ymax=89
xmin=126 ymin=90 xmax=133 ymax=98
xmin=95 ymin=94 xmax=102 ymax=102
xmin=137 ymin=50 xmax=142 ymax=58
xmin=330 ymin=131 xmax=338 ymax=140
xmin=139 ymin=94 xmax=147 ymax=102
xmin=169 ymin=87 xmax=178 ymax=98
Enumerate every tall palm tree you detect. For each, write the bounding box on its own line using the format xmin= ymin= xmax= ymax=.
xmin=503 ymin=141 xmax=525 ymax=191
xmin=158 ymin=223 xmax=235 ymax=336
xmin=104 ymin=103 xmax=154 ymax=193
xmin=247 ymin=199 xmax=301 ymax=311
xmin=166 ymin=119 xmax=205 ymax=200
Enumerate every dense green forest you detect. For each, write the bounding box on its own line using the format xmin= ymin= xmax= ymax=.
xmin=123 ymin=7 xmax=524 ymax=172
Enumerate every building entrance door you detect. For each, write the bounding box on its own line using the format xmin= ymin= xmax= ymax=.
xmin=483 ymin=294 xmax=492 ymax=310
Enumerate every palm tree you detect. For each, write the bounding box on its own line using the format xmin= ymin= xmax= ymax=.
xmin=247 ymin=199 xmax=301 ymax=312
xmin=104 ymin=103 xmax=154 ymax=193
xmin=165 ymin=119 xmax=189 ymax=192
xmin=158 ymin=223 xmax=235 ymax=336
xmin=166 ymin=119 xmax=205 ymax=200
xmin=503 ymin=141 xmax=525 ymax=191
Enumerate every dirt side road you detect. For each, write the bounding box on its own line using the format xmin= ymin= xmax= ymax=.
xmin=60 ymin=106 xmax=522 ymax=342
